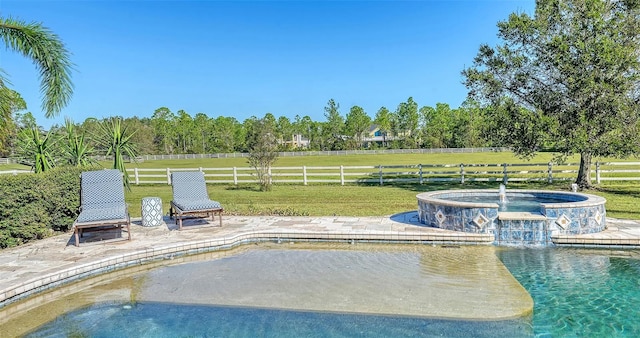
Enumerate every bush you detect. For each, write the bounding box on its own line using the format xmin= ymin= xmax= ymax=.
xmin=0 ymin=166 xmax=85 ymax=248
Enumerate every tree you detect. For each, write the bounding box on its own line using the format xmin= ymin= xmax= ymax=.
xmin=344 ymin=105 xmax=371 ymax=148
xmin=456 ymin=100 xmax=487 ymax=148
xmin=246 ymin=118 xmax=279 ymax=191
xmin=292 ymin=115 xmax=316 ymax=149
xmin=420 ymin=103 xmax=453 ymax=148
xmin=395 ymin=97 xmax=419 ymax=147
xmin=14 ymin=111 xmax=37 ymax=130
xmin=211 ymin=116 xmax=241 ymax=153
xmin=276 ymin=116 xmax=293 ymax=149
xmin=125 ymin=116 xmax=155 ymax=155
xmin=175 ymin=110 xmax=194 ymax=153
xmin=193 ymin=113 xmax=210 ymax=153
xmin=0 ymin=88 xmax=25 ymax=155
xmin=374 ymin=107 xmax=392 ymax=147
xmin=0 ymin=17 xmax=73 ymax=118
xmin=98 ymin=117 xmax=138 ymax=189
xmin=323 ymin=99 xmax=345 ymax=150
xmin=151 ymin=107 xmax=176 ymax=154
xmin=463 ymin=0 xmax=640 ymax=188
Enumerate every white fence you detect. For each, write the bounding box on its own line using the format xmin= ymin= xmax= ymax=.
xmin=3 ymin=161 xmax=639 ymax=185
xmin=125 ymin=162 xmax=640 ymax=185
xmin=0 ymin=170 xmax=31 ymax=176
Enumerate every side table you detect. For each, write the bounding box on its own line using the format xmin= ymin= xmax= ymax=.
xmin=141 ymin=197 xmax=163 ymax=226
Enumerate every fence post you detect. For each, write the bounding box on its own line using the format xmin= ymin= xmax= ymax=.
xmin=134 ymin=168 xmax=139 ymax=185
xmin=596 ymin=161 xmax=601 ymax=184
xmin=233 ymin=167 xmax=238 ymax=185
xmin=340 ymin=165 xmax=344 ymax=186
xmin=303 ymin=166 xmax=308 ymax=185
xmin=269 ymin=167 xmax=272 ymax=185
xmin=502 ymin=163 xmax=508 ymax=185
xmin=547 ymin=162 xmax=553 ymax=183
xmin=199 ymin=167 xmax=203 ymax=172
xmin=379 ymin=165 xmax=383 ymax=186
xmin=166 ymin=168 xmax=171 ymax=185
xmin=419 ymin=164 xmax=423 ymax=184
xmin=460 ymin=164 xmax=465 ymax=184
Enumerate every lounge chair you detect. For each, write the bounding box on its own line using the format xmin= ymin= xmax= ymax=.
xmin=72 ymin=169 xmax=131 ymax=246
xmin=169 ymin=171 xmax=223 ymax=230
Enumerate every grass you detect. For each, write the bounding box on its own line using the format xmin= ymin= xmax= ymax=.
xmin=0 ymin=163 xmax=31 ymax=171
xmin=592 ymin=183 xmax=640 ymax=220
xmin=128 ymin=152 xmax=578 ymax=168
xmin=3 ymin=151 xmax=640 ymax=219
xmin=118 ymin=151 xmax=640 ymax=221
xmin=124 ymin=180 xmax=640 ymax=220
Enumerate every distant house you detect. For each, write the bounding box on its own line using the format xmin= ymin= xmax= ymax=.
xmin=363 ymin=124 xmax=394 ymax=147
xmin=281 ymin=134 xmax=310 ymax=149
xmin=369 ymin=125 xmax=382 ymax=138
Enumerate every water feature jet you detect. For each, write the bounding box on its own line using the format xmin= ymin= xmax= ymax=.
xmin=499 ymin=184 xmax=508 ymax=204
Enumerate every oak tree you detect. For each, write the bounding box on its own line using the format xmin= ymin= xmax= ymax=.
xmin=463 ymin=0 xmax=640 ymax=188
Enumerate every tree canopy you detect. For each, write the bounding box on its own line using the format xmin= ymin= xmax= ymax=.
xmin=463 ymin=0 xmax=640 ymax=187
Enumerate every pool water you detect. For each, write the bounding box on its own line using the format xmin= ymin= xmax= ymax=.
xmin=24 ymin=303 xmax=531 ymax=338
xmin=445 ymin=196 xmax=568 ymax=212
xmin=20 ymin=247 xmax=640 ymax=337
xmin=498 ymin=248 xmax=640 ymax=337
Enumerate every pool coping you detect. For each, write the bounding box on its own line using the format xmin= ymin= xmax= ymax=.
xmin=416 ymin=189 xmax=606 ymax=209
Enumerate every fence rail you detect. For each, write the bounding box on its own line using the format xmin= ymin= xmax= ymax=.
xmin=122 ymin=162 xmax=639 ymax=185
xmin=3 ymin=162 xmax=640 ymax=185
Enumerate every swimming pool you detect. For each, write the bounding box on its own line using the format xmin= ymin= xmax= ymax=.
xmin=5 ymin=244 xmax=640 ymax=337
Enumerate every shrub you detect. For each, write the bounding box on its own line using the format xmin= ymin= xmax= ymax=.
xmin=0 ymin=166 xmax=84 ymax=248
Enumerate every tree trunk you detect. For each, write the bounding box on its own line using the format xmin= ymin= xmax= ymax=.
xmin=576 ymin=151 xmax=592 ymax=189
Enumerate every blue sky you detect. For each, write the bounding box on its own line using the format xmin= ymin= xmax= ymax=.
xmin=1 ymin=1 xmax=534 ymax=128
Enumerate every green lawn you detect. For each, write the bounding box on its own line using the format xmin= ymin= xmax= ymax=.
xmin=118 ymin=152 xmax=640 ymax=221
xmin=125 ymin=180 xmax=640 ymax=220
xmin=0 ymin=163 xmax=31 ymax=171
xmin=127 ymin=151 xmax=578 ymax=168
xmin=4 ymin=151 xmax=640 ymax=220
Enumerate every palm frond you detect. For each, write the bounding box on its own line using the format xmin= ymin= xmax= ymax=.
xmin=0 ymin=16 xmax=74 ymax=118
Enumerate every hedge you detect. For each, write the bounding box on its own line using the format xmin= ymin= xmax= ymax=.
xmin=0 ymin=167 xmax=86 ymax=248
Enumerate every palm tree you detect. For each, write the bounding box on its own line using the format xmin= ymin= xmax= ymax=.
xmin=98 ymin=117 xmax=138 ymax=189
xmin=0 ymin=16 xmax=74 ymax=119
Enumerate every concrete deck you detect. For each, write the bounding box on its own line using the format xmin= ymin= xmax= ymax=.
xmin=1 ymin=213 xmax=640 ymax=310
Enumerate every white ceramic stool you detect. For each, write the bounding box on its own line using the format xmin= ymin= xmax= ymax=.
xmin=141 ymin=197 xmax=163 ymax=226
